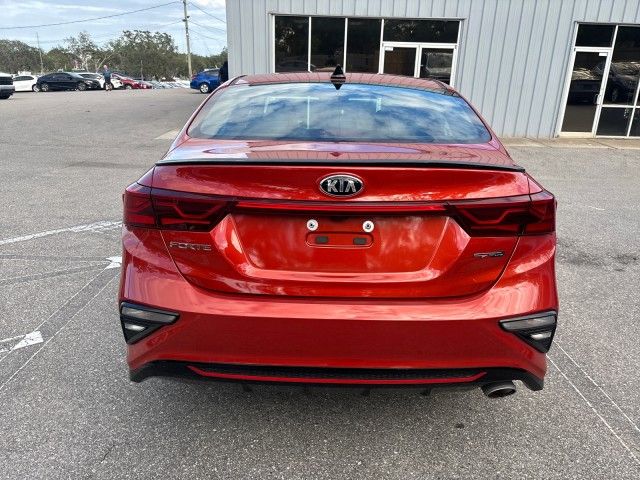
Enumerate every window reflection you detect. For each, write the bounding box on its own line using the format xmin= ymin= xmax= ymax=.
xmin=189 ymin=83 xmax=491 ymax=144
xmin=384 ymin=20 xmax=459 ymax=43
xmin=420 ymin=49 xmax=453 ymax=84
xmin=310 ymin=17 xmax=345 ymax=71
xmin=275 ymin=16 xmax=309 ymax=72
xmin=346 ymin=19 xmax=381 ymax=73
xmin=561 ymin=52 xmax=604 ymax=132
xmin=630 ymin=109 xmax=640 ymax=137
xmin=596 ymin=107 xmax=632 ymax=136
xmin=575 ymin=24 xmax=615 ymax=47
xmin=604 ymin=26 xmax=640 ymax=105
xmin=383 ymin=47 xmax=417 ymax=76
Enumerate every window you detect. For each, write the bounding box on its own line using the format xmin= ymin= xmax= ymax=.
xmin=596 ymin=108 xmax=632 ymax=135
xmin=189 ymin=83 xmax=490 ymax=144
xmin=384 ymin=19 xmax=459 ymax=43
xmin=310 ymin=17 xmax=345 ymax=71
xmin=275 ymin=16 xmax=309 ymax=72
xmin=346 ymin=19 xmax=381 ymax=73
xmin=561 ymin=24 xmax=640 ymax=137
xmin=575 ymin=24 xmax=615 ymax=47
xmin=605 ymin=26 xmax=640 ymax=105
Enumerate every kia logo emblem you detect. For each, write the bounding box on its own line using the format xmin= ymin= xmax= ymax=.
xmin=319 ymin=174 xmax=364 ymax=197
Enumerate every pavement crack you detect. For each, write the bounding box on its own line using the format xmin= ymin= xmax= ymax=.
xmin=99 ymin=443 xmax=116 ymax=464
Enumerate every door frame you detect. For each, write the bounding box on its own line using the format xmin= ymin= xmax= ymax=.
xmin=557 ymin=46 xmax=614 ymax=137
xmin=378 ymin=41 xmax=459 ymax=86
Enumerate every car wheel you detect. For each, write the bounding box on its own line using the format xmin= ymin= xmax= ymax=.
xmin=41 ymin=83 xmax=49 ymax=92
xmin=32 ymin=84 xmax=40 ymax=92
xmin=77 ymin=82 xmax=87 ymax=91
xmin=0 ymin=94 xmax=10 ymax=100
xmin=199 ymin=82 xmax=210 ymax=94
xmin=125 ymin=84 xmax=132 ymax=90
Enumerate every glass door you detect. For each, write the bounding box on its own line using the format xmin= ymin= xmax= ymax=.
xmin=560 ymin=49 xmax=611 ymax=134
xmin=382 ymin=44 xmax=418 ymax=76
xmin=381 ymin=43 xmax=458 ymax=85
xmin=596 ymin=26 xmax=640 ymax=136
xmin=418 ymin=47 xmax=456 ymax=85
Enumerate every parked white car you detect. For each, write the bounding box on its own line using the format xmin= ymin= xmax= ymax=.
xmin=78 ymin=73 xmax=122 ymax=90
xmin=12 ymin=74 xmax=38 ymax=92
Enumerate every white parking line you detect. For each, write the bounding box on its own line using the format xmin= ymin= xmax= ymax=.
xmin=155 ymin=129 xmax=180 ymax=140
xmin=105 ymin=256 xmax=122 ymax=270
xmin=0 ymin=331 xmax=43 ymax=353
xmin=0 ymin=221 xmax=122 ymax=246
xmin=0 ymin=274 xmax=118 ymax=393
xmin=556 ymin=343 xmax=640 ymax=435
xmin=549 ymin=357 xmax=640 ymax=466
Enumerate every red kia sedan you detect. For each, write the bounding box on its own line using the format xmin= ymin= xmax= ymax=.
xmin=119 ymin=71 xmax=557 ymax=398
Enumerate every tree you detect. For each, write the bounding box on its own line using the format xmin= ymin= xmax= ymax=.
xmin=0 ymin=40 xmax=41 ymax=73
xmin=65 ymin=31 xmax=98 ymax=71
xmin=108 ymin=30 xmax=181 ymax=79
xmin=43 ymin=47 xmax=75 ymax=72
xmin=0 ymin=30 xmax=227 ymax=78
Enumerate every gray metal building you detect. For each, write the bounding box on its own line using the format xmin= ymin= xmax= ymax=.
xmin=225 ymin=0 xmax=640 ymax=138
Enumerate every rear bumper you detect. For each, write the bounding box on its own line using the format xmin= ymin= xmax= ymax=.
xmin=0 ymin=85 xmax=14 ymax=96
xmin=120 ymin=228 xmax=558 ymax=389
xmin=130 ymin=361 xmax=543 ymax=391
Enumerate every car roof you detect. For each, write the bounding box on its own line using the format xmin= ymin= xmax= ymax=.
xmin=233 ymin=72 xmax=457 ymax=95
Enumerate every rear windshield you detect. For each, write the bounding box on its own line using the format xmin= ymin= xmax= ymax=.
xmin=188 ymin=82 xmax=491 ymax=144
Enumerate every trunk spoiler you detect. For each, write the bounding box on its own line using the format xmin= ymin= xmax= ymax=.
xmin=156 ymin=158 xmax=525 ymax=173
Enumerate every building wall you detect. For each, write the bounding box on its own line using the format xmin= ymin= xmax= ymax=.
xmin=226 ymin=0 xmax=640 ymax=137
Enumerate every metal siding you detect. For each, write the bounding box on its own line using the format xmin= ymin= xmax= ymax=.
xmin=227 ymin=0 xmax=640 ymax=137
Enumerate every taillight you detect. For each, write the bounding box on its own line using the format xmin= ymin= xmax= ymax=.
xmin=123 ymin=184 xmax=234 ymax=231
xmin=123 ymin=183 xmax=154 ymax=227
xmin=123 ymin=184 xmax=555 ymax=236
xmin=151 ymin=189 xmax=233 ymax=231
xmin=448 ymin=191 xmax=555 ymax=236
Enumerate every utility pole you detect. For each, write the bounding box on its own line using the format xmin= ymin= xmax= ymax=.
xmin=36 ymin=32 xmax=44 ymax=74
xmin=182 ymin=0 xmax=193 ymax=77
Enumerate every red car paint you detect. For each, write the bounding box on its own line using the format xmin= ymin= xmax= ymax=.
xmin=112 ymin=74 xmax=149 ymax=89
xmin=119 ymin=73 xmax=558 ymax=392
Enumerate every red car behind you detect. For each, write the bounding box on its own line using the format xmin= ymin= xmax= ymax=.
xmin=119 ymin=71 xmax=558 ymax=398
xmin=113 ymin=73 xmax=151 ymax=90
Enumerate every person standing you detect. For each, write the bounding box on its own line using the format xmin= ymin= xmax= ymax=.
xmin=103 ymin=64 xmax=112 ymax=91
xmin=219 ymin=61 xmax=229 ymax=83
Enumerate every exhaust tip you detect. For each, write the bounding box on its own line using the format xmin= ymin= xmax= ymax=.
xmin=482 ymin=381 xmax=516 ymax=399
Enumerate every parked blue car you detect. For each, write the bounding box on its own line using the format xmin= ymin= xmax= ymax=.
xmin=190 ymin=68 xmax=220 ymax=94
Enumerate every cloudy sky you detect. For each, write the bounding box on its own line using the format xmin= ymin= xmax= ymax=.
xmin=0 ymin=0 xmax=227 ymax=55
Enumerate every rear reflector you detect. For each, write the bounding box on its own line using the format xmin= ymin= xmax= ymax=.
xmin=123 ymin=184 xmax=555 ymax=236
xmin=119 ymin=302 xmax=179 ymax=344
xmin=500 ymin=312 xmax=557 ymax=353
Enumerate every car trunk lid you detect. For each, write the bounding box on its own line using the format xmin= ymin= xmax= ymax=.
xmin=123 ymin=152 xmax=546 ymax=299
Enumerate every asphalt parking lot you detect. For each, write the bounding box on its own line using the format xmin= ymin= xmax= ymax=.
xmin=1 ymin=89 xmax=639 ymax=479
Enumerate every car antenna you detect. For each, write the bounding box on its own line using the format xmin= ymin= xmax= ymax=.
xmin=330 ymin=65 xmax=346 ymax=90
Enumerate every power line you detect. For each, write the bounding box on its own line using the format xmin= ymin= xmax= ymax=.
xmin=14 ymin=20 xmax=184 ymax=46
xmin=0 ymin=1 xmax=180 ymax=30
xmin=189 ymin=25 xmax=226 ymax=42
xmin=190 ymin=2 xmax=226 ymax=24
xmin=189 ymin=19 xmax=226 ymax=35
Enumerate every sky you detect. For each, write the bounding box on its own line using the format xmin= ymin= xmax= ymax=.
xmin=0 ymin=0 xmax=227 ymax=55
